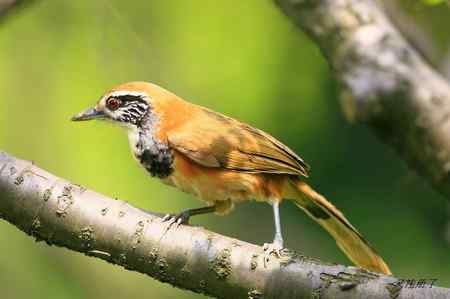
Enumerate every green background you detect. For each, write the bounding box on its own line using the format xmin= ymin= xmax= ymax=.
xmin=0 ymin=1 xmax=449 ymax=298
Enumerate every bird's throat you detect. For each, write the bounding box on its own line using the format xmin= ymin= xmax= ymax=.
xmin=128 ymin=118 xmax=174 ymax=179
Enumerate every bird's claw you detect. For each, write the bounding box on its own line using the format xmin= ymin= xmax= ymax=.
xmin=161 ymin=212 xmax=190 ymax=231
xmin=263 ymin=242 xmax=284 ymax=266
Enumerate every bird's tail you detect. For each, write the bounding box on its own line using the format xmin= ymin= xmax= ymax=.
xmin=283 ymin=177 xmax=391 ymax=275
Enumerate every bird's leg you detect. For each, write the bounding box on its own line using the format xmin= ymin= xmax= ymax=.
xmin=263 ymin=201 xmax=284 ymax=264
xmin=162 ymin=206 xmax=216 ymax=228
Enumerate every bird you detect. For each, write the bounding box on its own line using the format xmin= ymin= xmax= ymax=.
xmin=71 ymin=81 xmax=391 ymax=275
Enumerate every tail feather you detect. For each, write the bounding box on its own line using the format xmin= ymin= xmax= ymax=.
xmin=284 ymin=178 xmax=391 ymax=275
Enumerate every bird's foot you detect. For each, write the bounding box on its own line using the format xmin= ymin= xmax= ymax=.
xmin=263 ymin=242 xmax=284 ymax=266
xmin=161 ymin=211 xmax=191 ymax=230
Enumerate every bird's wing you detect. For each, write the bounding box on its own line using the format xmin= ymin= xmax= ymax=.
xmin=167 ymin=107 xmax=310 ymax=177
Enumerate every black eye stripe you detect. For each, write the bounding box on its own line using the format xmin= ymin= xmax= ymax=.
xmin=114 ymin=94 xmax=146 ymax=103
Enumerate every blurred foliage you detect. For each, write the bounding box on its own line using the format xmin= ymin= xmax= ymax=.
xmin=0 ymin=1 xmax=449 ymax=298
xmin=421 ymin=0 xmax=447 ymax=6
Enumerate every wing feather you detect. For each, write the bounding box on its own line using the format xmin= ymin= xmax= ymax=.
xmin=167 ymin=108 xmax=310 ymax=177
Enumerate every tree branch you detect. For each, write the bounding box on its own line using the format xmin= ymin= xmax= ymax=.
xmin=274 ymin=0 xmax=450 ymax=200
xmin=1 ymin=151 xmax=449 ymax=298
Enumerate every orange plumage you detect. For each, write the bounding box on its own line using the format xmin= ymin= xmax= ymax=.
xmin=72 ymin=82 xmax=391 ymax=275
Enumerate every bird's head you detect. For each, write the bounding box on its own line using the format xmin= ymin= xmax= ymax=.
xmin=71 ymin=82 xmax=165 ymax=128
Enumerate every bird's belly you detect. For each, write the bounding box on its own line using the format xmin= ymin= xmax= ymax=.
xmin=166 ymin=169 xmax=255 ymax=203
xmin=165 ymin=151 xmax=285 ymax=204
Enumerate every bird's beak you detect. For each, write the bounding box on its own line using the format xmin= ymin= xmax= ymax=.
xmin=71 ymin=107 xmax=105 ymax=121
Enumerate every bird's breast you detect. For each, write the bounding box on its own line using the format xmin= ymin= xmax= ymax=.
xmin=128 ymin=127 xmax=174 ymax=179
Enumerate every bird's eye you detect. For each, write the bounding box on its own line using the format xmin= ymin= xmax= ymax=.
xmin=106 ymin=98 xmax=121 ymax=111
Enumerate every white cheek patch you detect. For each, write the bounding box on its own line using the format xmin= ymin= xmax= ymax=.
xmin=99 ymin=90 xmax=151 ymax=125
